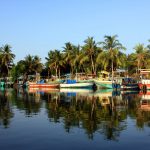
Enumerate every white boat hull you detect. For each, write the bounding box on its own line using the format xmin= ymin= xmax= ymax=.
xmin=60 ymin=88 xmax=93 ymax=93
xmin=60 ymin=82 xmax=93 ymax=88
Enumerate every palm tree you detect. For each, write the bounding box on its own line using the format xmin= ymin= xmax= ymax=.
xmin=71 ymin=45 xmax=82 ymax=73
xmin=24 ymin=55 xmax=34 ymax=75
xmin=133 ymin=44 xmax=148 ymax=71
xmin=82 ymin=37 xmax=99 ymax=74
xmin=99 ymin=35 xmax=126 ymax=80
xmin=96 ymin=51 xmax=109 ymax=71
xmin=17 ymin=55 xmax=43 ymax=84
xmin=0 ymin=44 xmax=15 ymax=81
xmin=45 ymin=50 xmax=64 ymax=78
xmin=32 ymin=55 xmax=43 ymax=74
xmin=11 ymin=60 xmax=26 ymax=82
xmin=63 ymin=42 xmax=75 ymax=74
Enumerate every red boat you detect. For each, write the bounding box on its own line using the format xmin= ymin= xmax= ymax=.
xmin=138 ymin=79 xmax=150 ymax=90
xmin=28 ymin=82 xmax=59 ymax=88
xmin=138 ymin=69 xmax=150 ymax=90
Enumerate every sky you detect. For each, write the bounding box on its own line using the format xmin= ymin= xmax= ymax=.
xmin=0 ymin=0 xmax=150 ymax=63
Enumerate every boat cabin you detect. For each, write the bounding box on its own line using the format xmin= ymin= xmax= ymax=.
xmin=98 ymin=71 xmax=110 ymax=81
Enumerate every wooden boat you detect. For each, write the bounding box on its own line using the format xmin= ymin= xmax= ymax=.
xmin=28 ymin=82 xmax=59 ymax=89
xmin=138 ymin=69 xmax=150 ymax=90
xmin=112 ymin=77 xmax=139 ymax=90
xmin=138 ymin=79 xmax=150 ymax=90
xmin=94 ymin=71 xmax=113 ymax=89
xmin=94 ymin=79 xmax=113 ymax=89
xmin=60 ymin=88 xmax=93 ymax=93
xmin=94 ymin=78 xmax=139 ymax=90
xmin=119 ymin=83 xmax=139 ymax=90
xmin=60 ymin=79 xmax=93 ymax=88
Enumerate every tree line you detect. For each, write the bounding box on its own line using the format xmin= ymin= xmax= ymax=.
xmin=0 ymin=35 xmax=150 ymax=81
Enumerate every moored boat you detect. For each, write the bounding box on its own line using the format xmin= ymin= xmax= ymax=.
xmin=138 ymin=79 xmax=150 ymax=90
xmin=60 ymin=79 xmax=94 ymax=88
xmin=28 ymin=82 xmax=59 ymax=89
xmin=94 ymin=79 xmax=113 ymax=89
xmin=94 ymin=71 xmax=115 ymax=89
xmin=120 ymin=83 xmax=139 ymax=90
xmin=60 ymin=88 xmax=93 ymax=93
xmin=138 ymin=69 xmax=150 ymax=90
xmin=115 ymin=78 xmax=139 ymax=90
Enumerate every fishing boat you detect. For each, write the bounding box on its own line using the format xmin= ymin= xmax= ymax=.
xmin=138 ymin=79 xmax=150 ymax=90
xmin=94 ymin=71 xmax=114 ymax=89
xmin=138 ymin=69 xmax=150 ymax=90
xmin=27 ymin=80 xmax=59 ymax=89
xmin=94 ymin=79 xmax=113 ymax=89
xmin=28 ymin=83 xmax=59 ymax=88
xmin=119 ymin=84 xmax=139 ymax=90
xmin=112 ymin=69 xmax=139 ymax=90
xmin=115 ymin=77 xmax=139 ymax=90
xmin=60 ymin=79 xmax=94 ymax=88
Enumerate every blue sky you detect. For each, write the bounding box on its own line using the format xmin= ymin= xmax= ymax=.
xmin=0 ymin=0 xmax=150 ymax=63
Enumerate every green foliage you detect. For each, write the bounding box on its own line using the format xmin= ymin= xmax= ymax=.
xmin=10 ymin=55 xmax=43 ymax=81
xmin=0 ymin=44 xmax=15 ymax=77
xmin=98 ymin=35 xmax=126 ymax=77
xmin=2 ymin=36 xmax=150 ymax=79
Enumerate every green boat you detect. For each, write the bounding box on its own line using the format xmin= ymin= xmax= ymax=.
xmin=94 ymin=79 xmax=113 ymax=89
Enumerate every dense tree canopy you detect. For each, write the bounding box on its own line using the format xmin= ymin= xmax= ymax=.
xmin=0 ymin=44 xmax=15 ymax=78
xmin=1 ymin=36 xmax=150 ymax=81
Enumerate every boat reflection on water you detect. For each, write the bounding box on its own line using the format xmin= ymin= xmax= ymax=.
xmin=1 ymin=87 xmax=150 ymax=141
xmin=136 ymin=91 xmax=150 ymax=128
xmin=139 ymin=91 xmax=150 ymax=111
xmin=93 ymin=89 xmax=112 ymax=109
xmin=60 ymin=88 xmax=93 ymax=98
xmin=60 ymin=88 xmax=93 ymax=94
xmin=18 ymin=87 xmax=60 ymax=103
xmin=28 ymin=88 xmax=60 ymax=94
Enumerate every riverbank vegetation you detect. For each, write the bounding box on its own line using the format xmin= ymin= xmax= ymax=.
xmin=0 ymin=35 xmax=150 ymax=81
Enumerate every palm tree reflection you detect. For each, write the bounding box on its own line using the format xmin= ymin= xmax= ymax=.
xmin=0 ymin=89 xmax=14 ymax=128
xmin=45 ymin=90 xmax=129 ymax=140
xmin=1 ymin=88 xmax=150 ymax=140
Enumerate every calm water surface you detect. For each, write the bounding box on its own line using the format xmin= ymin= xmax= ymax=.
xmin=0 ymin=88 xmax=150 ymax=150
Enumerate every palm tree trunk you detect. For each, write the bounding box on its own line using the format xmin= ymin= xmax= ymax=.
xmin=112 ymin=59 xmax=114 ymax=81
xmin=91 ymin=55 xmax=95 ymax=74
xmin=48 ymin=67 xmax=50 ymax=79
xmin=71 ymin=65 xmax=74 ymax=76
xmin=56 ymin=68 xmax=57 ymax=79
xmin=94 ymin=64 xmax=96 ymax=75
xmin=91 ymin=98 xmax=95 ymax=119
xmin=137 ymin=59 xmax=140 ymax=71
xmin=110 ymin=48 xmax=114 ymax=81
xmin=59 ymin=68 xmax=60 ymax=79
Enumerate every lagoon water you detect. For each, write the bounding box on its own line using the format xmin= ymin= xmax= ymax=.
xmin=0 ymin=88 xmax=150 ymax=150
